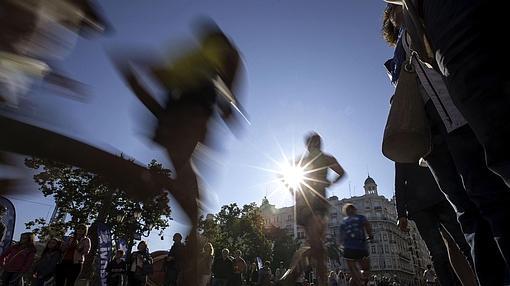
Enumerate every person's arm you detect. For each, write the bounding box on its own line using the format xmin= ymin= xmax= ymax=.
xmin=108 ymin=52 xmax=164 ymax=117
xmin=363 ymin=217 xmax=374 ymax=240
xmin=326 ymin=156 xmax=346 ymax=186
xmin=339 ymin=225 xmax=345 ymax=245
xmin=80 ymin=237 xmax=91 ymax=255
xmin=394 ymin=163 xmax=410 ymax=232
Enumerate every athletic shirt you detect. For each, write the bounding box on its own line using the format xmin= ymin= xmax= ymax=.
xmin=340 ymin=214 xmax=368 ymax=250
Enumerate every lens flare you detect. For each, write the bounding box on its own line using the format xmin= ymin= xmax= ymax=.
xmin=280 ymin=163 xmax=305 ymax=190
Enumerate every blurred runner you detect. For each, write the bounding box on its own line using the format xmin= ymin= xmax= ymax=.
xmin=111 ymin=18 xmax=245 ymax=285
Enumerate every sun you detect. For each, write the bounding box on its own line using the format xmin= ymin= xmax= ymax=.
xmin=280 ymin=162 xmax=306 ymax=190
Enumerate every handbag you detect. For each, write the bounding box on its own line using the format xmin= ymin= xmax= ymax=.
xmin=382 ymin=52 xmax=431 ymax=163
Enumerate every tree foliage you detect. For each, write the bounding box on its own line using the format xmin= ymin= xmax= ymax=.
xmin=265 ymin=226 xmax=300 ymax=269
xmin=24 ymin=157 xmax=172 ymax=242
xmin=199 ymin=202 xmax=303 ymax=268
xmin=199 ymin=203 xmax=272 ymax=263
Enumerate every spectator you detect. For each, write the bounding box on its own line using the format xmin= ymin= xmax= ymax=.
xmin=257 ymin=261 xmax=272 ymax=286
xmin=106 ymin=250 xmax=126 ymax=286
xmin=127 ymin=241 xmax=153 ymax=286
xmin=274 ymin=261 xmax=285 ymax=281
xmin=198 ymin=242 xmax=214 ymax=286
xmin=33 ymin=238 xmax=62 ymax=286
xmin=212 ymin=248 xmax=233 ymax=286
xmin=423 ymin=265 xmax=436 ymax=285
xmin=295 ymin=272 xmax=305 ymax=286
xmin=248 ymin=262 xmax=258 ymax=286
xmin=0 ymin=232 xmax=36 ymax=286
xmin=55 ymin=224 xmax=91 ymax=286
xmin=327 ymin=271 xmax=338 ymax=286
xmin=394 ymin=162 xmax=474 ymax=285
xmin=382 ymin=4 xmax=510 ymax=284
xmin=231 ymin=250 xmax=247 ymax=286
xmin=164 ymin=233 xmax=184 ymax=286
xmin=336 ymin=271 xmax=347 ymax=286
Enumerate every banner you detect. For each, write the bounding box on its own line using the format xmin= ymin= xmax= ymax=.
xmin=0 ymin=196 xmax=16 ymax=256
xmin=97 ymin=222 xmax=112 ymax=286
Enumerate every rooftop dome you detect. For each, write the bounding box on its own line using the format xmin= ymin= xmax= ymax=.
xmin=364 ymin=175 xmax=376 ymax=185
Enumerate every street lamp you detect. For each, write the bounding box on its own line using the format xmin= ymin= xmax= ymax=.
xmin=279 ymin=163 xmax=305 ymax=240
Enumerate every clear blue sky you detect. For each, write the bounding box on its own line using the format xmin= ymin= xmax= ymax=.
xmin=11 ymin=0 xmax=396 ymax=250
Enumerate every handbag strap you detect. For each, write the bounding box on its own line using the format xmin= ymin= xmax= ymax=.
xmin=401 ymin=0 xmax=435 ymax=66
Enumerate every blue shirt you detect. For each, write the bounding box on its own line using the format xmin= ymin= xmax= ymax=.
xmin=340 ymin=214 xmax=368 ymax=250
xmin=384 ymin=29 xmax=406 ymax=86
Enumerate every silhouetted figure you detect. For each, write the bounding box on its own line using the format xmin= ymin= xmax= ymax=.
xmin=295 ymin=133 xmax=345 ymax=286
xmin=164 ymin=233 xmax=185 ymax=286
xmin=382 ymin=4 xmax=510 ymax=283
xmin=395 ymin=162 xmax=474 ymax=286
xmin=106 ymin=250 xmax=126 ymax=286
xmin=212 ymin=249 xmax=234 ymax=286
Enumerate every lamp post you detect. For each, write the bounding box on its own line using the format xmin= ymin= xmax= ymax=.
xmin=292 ymin=188 xmax=298 ymax=240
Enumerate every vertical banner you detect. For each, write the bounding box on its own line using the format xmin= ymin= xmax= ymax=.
xmin=97 ymin=222 xmax=112 ymax=286
xmin=0 ymin=196 xmax=16 ymax=256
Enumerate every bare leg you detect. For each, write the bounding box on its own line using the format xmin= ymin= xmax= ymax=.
xmin=441 ymin=230 xmax=477 ymax=286
xmin=359 ymin=257 xmax=370 ymax=285
xmin=304 ymin=215 xmax=327 ymax=286
xmin=172 ymin=161 xmax=199 ymax=286
xmin=346 ymin=260 xmax=362 ymax=286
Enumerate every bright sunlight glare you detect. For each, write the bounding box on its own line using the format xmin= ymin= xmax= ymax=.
xmin=280 ymin=163 xmax=305 ymax=190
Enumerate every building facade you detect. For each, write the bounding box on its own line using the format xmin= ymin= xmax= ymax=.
xmin=260 ymin=176 xmax=431 ymax=285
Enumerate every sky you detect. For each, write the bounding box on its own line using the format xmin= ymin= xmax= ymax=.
xmin=8 ymin=0 xmax=397 ymax=250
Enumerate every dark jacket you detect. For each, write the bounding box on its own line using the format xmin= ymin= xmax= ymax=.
xmin=33 ymin=250 xmax=61 ymax=280
xmin=212 ymin=255 xmax=234 ymax=280
xmin=166 ymin=242 xmax=184 ymax=271
xmin=106 ymin=258 xmax=126 ymax=278
xmin=394 ymin=162 xmax=446 ymax=218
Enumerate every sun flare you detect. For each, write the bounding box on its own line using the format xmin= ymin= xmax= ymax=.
xmin=280 ymin=162 xmax=306 ymax=190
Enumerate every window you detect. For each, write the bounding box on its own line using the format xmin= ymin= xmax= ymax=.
xmin=331 ymin=213 xmax=338 ymax=219
xmin=287 ymin=215 xmax=292 ymax=221
xmin=383 ymin=233 xmax=388 ymax=241
xmin=384 ymin=245 xmax=389 ymax=253
xmin=371 ymin=245 xmax=376 ymax=254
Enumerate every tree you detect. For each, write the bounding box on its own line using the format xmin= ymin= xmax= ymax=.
xmin=24 ymin=157 xmax=172 ymax=278
xmin=265 ymin=226 xmax=300 ymax=269
xmin=199 ymin=203 xmax=272 ymax=263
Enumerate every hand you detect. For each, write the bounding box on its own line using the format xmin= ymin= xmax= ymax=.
xmin=397 ymin=217 xmax=409 ymax=232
